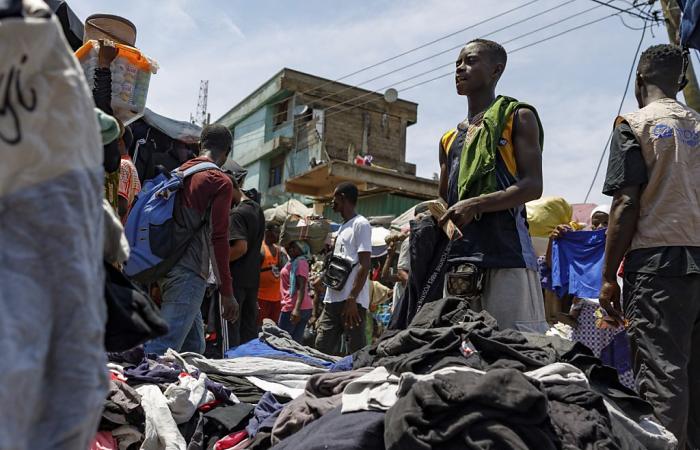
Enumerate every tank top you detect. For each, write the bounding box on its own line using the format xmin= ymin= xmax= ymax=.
xmin=258 ymin=242 xmax=281 ymax=302
xmin=441 ymin=109 xmax=538 ymax=270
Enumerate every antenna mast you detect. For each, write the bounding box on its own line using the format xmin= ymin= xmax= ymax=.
xmin=190 ymin=80 xmax=210 ymax=126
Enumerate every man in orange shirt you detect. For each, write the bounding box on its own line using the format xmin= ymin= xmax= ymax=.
xmin=258 ymin=223 xmax=284 ymax=324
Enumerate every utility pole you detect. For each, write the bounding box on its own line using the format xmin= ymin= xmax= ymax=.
xmin=659 ymin=0 xmax=700 ymax=111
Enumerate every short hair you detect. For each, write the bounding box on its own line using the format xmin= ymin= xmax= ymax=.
xmin=265 ymin=222 xmax=280 ymax=233
xmin=224 ymin=170 xmax=240 ymax=190
xmin=638 ymin=44 xmax=684 ymax=91
xmin=335 ymin=181 xmax=359 ymax=204
xmin=201 ymin=124 xmax=233 ymax=158
xmin=467 ymin=38 xmax=507 ymax=67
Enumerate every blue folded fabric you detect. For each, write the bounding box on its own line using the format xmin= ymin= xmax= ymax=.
xmin=225 ymin=339 xmax=334 ymax=368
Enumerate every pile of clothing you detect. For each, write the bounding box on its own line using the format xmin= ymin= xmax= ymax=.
xmin=96 ymin=300 xmax=677 ymax=450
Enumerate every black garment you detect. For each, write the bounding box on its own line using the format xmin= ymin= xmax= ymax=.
xmin=229 ymin=199 xmax=265 ymax=288
xmin=100 ymin=380 xmax=146 ymax=432
xmin=624 ymin=246 xmax=700 ymax=276
xmin=104 ymin=262 xmax=169 ymax=352
xmin=186 ymin=404 xmax=255 ymax=450
xmin=543 ymin=383 xmax=620 ymax=449
xmin=205 ymin=373 xmax=265 ymax=404
xmin=93 ymin=67 xmax=121 ymax=173
xmin=623 ymin=271 xmax=700 ymax=448
xmin=228 ymin=285 xmax=259 ymax=348
xmin=271 ymin=407 xmax=385 ymax=450
xmin=408 ymin=296 xmax=497 ymax=330
xmin=444 ymin=116 xmax=536 ymax=270
xmin=603 ymin=123 xmax=700 ymax=275
xmin=107 ymin=345 xmax=146 ymax=366
xmin=603 ymin=123 xmax=649 ymax=196
xmin=468 ymin=328 xmax=557 ymax=371
xmin=385 ymin=369 xmax=560 ymax=450
xmin=523 ymin=333 xmax=656 ymax=423
xmin=388 ymin=215 xmax=450 ymax=330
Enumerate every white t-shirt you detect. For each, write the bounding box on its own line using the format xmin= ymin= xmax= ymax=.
xmin=325 ymin=214 xmax=372 ymax=308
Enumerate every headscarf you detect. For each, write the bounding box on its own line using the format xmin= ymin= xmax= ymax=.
xmin=289 ymin=240 xmax=311 ymax=296
xmin=590 ymin=204 xmax=611 ymax=219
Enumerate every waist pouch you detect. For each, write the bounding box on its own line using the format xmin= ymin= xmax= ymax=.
xmin=322 ymin=255 xmax=357 ymax=291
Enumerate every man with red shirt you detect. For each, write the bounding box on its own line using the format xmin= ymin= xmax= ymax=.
xmin=145 ymin=125 xmax=238 ymax=355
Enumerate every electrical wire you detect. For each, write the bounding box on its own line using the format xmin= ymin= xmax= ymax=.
xmin=232 ymin=2 xmax=647 ymax=147
xmin=229 ymin=0 xmax=582 ymax=133
xmin=589 ymin=0 xmax=656 ymax=20
xmin=322 ymin=7 xmax=638 ymax=120
xmin=294 ymin=0 xmax=540 ymax=98
xmin=583 ymin=9 xmax=649 ymax=203
xmin=303 ymin=0 xmax=579 ymax=108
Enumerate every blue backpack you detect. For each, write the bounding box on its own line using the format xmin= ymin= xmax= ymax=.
xmin=123 ymin=161 xmax=221 ymax=283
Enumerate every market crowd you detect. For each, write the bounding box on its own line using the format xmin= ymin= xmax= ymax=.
xmin=2 ymin=2 xmax=698 ymax=450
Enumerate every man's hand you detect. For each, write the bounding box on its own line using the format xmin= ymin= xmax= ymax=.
xmin=98 ymin=39 xmax=118 ymax=69
xmin=341 ymin=298 xmax=362 ymax=330
xmin=291 ymin=308 xmax=301 ymax=325
xmin=550 ymin=224 xmax=573 ymax=240
xmin=439 ymin=198 xmax=481 ymax=228
xmin=220 ymin=294 xmax=239 ymax=323
xmin=599 ymin=280 xmax=624 ymax=326
xmin=308 ymin=314 xmax=317 ymax=328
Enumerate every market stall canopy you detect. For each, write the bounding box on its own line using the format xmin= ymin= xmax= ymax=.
xmin=142 ymin=108 xmax=202 ymax=144
xmin=264 ymin=199 xmax=314 ymax=223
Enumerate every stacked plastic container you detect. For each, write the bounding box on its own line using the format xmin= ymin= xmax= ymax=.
xmin=76 ymin=40 xmax=158 ymax=125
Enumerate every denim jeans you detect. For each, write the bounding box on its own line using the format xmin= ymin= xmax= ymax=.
xmin=145 ymin=264 xmax=207 ymax=355
xmin=278 ymin=309 xmax=312 ymax=343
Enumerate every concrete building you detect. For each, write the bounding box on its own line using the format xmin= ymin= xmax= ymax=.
xmin=216 ymin=68 xmax=437 ymax=217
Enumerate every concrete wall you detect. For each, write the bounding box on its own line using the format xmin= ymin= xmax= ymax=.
xmin=232 ymin=107 xmax=266 ymax=161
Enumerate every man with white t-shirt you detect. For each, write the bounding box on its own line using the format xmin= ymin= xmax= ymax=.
xmin=316 ymin=182 xmax=372 ymax=354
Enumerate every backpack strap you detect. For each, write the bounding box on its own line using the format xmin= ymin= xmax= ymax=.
xmin=178 ymin=162 xmax=221 ymax=178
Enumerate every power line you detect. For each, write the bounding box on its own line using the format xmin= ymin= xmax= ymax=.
xmin=583 ymin=9 xmax=649 ymax=203
xmin=295 ymin=0 xmax=540 ymax=98
xmin=234 ymin=2 xmax=642 ymax=147
xmin=305 ymin=0 xmax=578 ymax=108
xmin=589 ymin=0 xmax=657 ymax=21
xmin=323 ymin=6 xmax=633 ymax=118
xmin=233 ymin=1 xmax=574 ymax=134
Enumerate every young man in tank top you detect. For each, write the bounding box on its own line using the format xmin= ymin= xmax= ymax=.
xmin=438 ymin=39 xmax=547 ymax=333
xmin=599 ymin=44 xmax=700 ymax=447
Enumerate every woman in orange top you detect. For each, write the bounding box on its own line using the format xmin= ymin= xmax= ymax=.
xmin=258 ymin=223 xmax=284 ymax=325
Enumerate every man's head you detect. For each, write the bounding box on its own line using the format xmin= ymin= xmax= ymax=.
xmin=635 ymin=44 xmax=684 ymax=107
xmin=456 ymin=39 xmax=507 ymax=96
xmin=200 ymin=124 xmax=233 ymax=167
xmin=265 ymin=222 xmax=280 ymax=245
xmin=332 ymin=182 xmax=359 ymax=217
xmin=225 ymin=171 xmax=243 ymax=207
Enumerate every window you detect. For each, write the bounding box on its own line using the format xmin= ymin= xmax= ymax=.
xmin=269 ymin=155 xmax=285 ymax=187
xmin=273 ymin=99 xmax=290 ymax=128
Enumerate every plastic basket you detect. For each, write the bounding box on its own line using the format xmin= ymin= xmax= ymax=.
xmin=76 ymin=40 xmax=158 ymax=125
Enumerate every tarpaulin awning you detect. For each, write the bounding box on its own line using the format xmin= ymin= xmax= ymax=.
xmin=142 ymin=108 xmax=202 ymax=144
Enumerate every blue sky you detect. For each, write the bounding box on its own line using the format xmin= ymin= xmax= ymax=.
xmin=69 ymin=0 xmax=672 ymax=205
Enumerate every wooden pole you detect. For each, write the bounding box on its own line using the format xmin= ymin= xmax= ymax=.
xmin=659 ymin=0 xmax=700 ymax=111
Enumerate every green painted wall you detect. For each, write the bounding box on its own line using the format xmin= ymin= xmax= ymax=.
xmin=322 ymin=193 xmax=423 ymax=223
